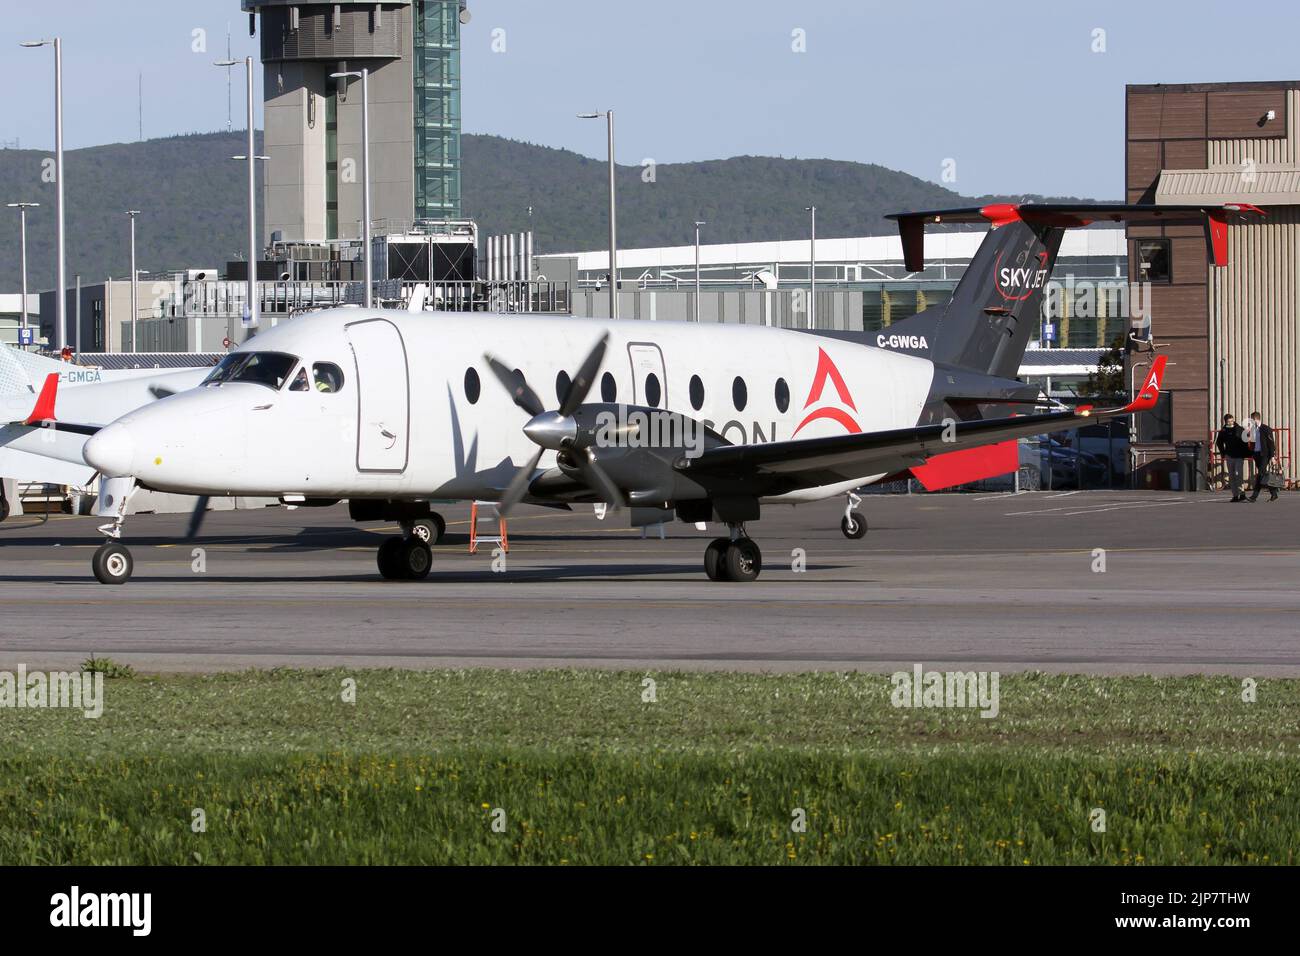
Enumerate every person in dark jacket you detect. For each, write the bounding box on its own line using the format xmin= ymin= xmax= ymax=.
xmin=1215 ymin=413 xmax=1250 ymax=501
xmin=1246 ymin=411 xmax=1280 ymax=502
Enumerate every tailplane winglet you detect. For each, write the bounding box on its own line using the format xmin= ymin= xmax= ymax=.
xmin=22 ymin=373 xmax=58 ymax=425
xmin=1124 ymin=354 xmax=1167 ymax=413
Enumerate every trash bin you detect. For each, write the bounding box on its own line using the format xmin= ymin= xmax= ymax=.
xmin=1174 ymin=441 xmax=1206 ymax=492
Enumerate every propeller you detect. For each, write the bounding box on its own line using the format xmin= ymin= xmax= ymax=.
xmin=185 ymin=495 xmax=210 ymax=539
xmin=485 ymin=332 xmax=625 ymax=517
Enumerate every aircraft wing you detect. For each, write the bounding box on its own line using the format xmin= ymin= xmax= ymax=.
xmin=678 ymin=357 xmax=1165 ymax=493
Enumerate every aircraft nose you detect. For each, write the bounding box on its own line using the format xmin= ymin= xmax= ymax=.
xmin=83 ymin=423 xmax=136 ymax=477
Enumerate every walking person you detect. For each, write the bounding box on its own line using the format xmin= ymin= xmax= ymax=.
xmin=1215 ymin=413 xmax=1250 ymax=502
xmin=1246 ymin=411 xmax=1280 ymax=502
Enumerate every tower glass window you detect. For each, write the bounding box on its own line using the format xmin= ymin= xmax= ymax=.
xmin=413 ymin=0 xmax=463 ymax=219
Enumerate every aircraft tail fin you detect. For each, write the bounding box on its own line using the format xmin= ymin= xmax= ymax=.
xmin=879 ymin=202 xmax=1263 ymax=380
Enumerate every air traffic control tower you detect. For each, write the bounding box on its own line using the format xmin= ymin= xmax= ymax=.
xmin=240 ymin=0 xmax=465 ymax=245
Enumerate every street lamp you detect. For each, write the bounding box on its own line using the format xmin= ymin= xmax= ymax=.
xmin=6 ymin=202 xmax=39 ymax=343
xmin=805 ymin=205 xmax=817 ymax=330
xmin=21 ymin=37 xmax=65 ymax=351
xmin=218 ymin=57 xmax=265 ymax=332
xmin=693 ymin=221 xmax=706 ymax=323
xmin=126 ymin=211 xmax=141 ymax=353
xmin=579 ymin=110 xmax=617 ymax=319
xmin=331 ymin=68 xmax=373 ymax=309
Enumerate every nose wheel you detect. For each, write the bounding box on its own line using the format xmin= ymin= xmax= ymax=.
xmin=703 ymin=528 xmax=762 ymax=582
xmin=92 ymin=541 xmax=134 ymax=585
xmin=91 ymin=480 xmax=138 ymax=584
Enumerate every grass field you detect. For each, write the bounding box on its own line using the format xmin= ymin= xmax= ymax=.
xmin=2 ymin=669 xmax=1299 ymax=864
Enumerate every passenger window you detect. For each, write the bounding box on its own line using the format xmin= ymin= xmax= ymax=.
xmin=601 ymin=371 xmax=617 ymax=402
xmin=556 ymin=370 xmax=571 ymax=404
xmin=689 ymin=374 xmax=705 ymax=411
xmin=775 ymin=377 xmax=790 ymax=413
xmin=313 ymin=362 xmax=345 ymax=394
xmin=465 ymin=367 xmax=481 ymax=404
xmin=644 ymin=372 xmax=662 ymax=408
xmin=732 ymin=376 xmax=748 ymax=412
xmin=289 ymin=367 xmax=310 ymax=392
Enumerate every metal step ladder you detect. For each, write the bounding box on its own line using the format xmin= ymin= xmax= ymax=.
xmin=468 ymin=501 xmax=509 ymax=554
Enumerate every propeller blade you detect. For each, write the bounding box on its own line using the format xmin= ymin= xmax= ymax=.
xmin=575 ymin=448 xmax=625 ymax=511
xmin=496 ymin=446 xmax=545 ymax=518
xmin=185 ymin=495 xmax=211 ymax=539
xmin=484 ymin=354 xmax=545 ymax=417
xmin=558 ymin=333 xmax=609 ymax=418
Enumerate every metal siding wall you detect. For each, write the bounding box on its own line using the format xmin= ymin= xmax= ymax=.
xmin=1207 ymin=90 xmax=1299 ymax=167
xmin=1213 ymin=207 xmax=1299 ymax=476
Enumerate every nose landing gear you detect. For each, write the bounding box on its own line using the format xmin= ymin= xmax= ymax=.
xmin=703 ymin=525 xmax=762 ymax=582
xmin=91 ymin=481 xmax=139 ymax=584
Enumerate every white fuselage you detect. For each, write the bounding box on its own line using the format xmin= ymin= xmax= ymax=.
xmin=84 ymin=310 xmax=937 ymax=506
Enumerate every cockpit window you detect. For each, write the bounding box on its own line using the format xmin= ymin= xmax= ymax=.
xmin=313 ymin=362 xmax=345 ymax=394
xmin=203 ymin=351 xmax=300 ymax=390
xmin=289 ymin=367 xmax=310 ymax=392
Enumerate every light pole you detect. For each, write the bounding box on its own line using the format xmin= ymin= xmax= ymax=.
xmin=6 ymin=202 xmax=38 ymax=343
xmin=579 ymin=111 xmax=617 ymax=319
xmin=126 ymin=211 xmax=140 ymax=352
xmin=220 ymin=57 xmax=266 ymax=332
xmin=21 ymin=38 xmax=65 ymax=352
xmin=805 ymin=205 xmax=817 ymax=330
xmin=693 ymin=220 xmax=706 ymax=323
xmin=331 ymin=68 xmax=373 ymax=308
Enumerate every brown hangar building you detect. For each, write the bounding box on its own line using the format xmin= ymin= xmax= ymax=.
xmin=1126 ymin=80 xmax=1298 ymax=482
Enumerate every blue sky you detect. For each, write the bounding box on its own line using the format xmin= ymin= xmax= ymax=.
xmin=6 ymin=1 xmax=1300 ymax=198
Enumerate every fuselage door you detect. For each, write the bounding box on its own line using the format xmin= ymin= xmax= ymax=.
xmin=345 ymin=318 xmax=410 ymax=473
xmin=627 ymin=342 xmax=667 ymax=408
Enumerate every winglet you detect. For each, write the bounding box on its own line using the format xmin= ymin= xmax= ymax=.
xmin=22 ymin=373 xmax=58 ymax=425
xmin=1124 ymin=355 xmax=1167 ymax=413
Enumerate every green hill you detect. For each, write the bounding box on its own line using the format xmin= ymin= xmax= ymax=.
xmin=0 ymin=130 xmax=1095 ymax=290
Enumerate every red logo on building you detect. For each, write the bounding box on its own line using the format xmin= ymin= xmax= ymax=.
xmin=793 ymin=348 xmax=861 ymax=436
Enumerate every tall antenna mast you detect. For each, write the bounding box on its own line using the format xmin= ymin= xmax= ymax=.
xmin=225 ymin=22 xmax=233 ymax=133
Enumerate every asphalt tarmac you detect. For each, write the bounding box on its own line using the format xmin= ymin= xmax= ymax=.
xmin=0 ymin=490 xmax=1296 ymax=674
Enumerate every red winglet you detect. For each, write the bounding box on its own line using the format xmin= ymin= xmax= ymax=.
xmin=22 ymin=373 xmax=58 ymax=425
xmin=1124 ymin=355 xmax=1167 ymax=413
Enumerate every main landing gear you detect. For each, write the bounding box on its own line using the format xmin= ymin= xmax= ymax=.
xmin=377 ymin=532 xmax=434 ymax=580
xmin=91 ymin=481 xmax=139 ymax=585
xmin=703 ymin=526 xmax=762 ymax=582
xmin=377 ymin=511 xmax=445 ymax=580
xmin=841 ymin=491 xmax=867 ymax=540
xmin=402 ymin=514 xmax=445 ymax=545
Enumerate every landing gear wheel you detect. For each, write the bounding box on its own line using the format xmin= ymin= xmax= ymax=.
xmin=399 ymin=538 xmax=433 ymax=580
xmin=407 ymin=514 xmax=445 ymax=545
xmin=92 ymin=542 xmax=133 ymax=585
xmin=841 ymin=511 xmax=867 ymax=539
xmin=724 ymin=538 xmax=762 ymax=582
xmin=704 ymin=537 xmax=730 ymax=581
xmin=377 ymin=537 xmax=406 ymax=579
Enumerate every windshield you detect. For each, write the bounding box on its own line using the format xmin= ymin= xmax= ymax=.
xmin=203 ymin=351 xmax=300 ymax=390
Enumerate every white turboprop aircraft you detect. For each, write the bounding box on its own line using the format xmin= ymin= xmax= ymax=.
xmin=15 ymin=202 xmax=1253 ymax=585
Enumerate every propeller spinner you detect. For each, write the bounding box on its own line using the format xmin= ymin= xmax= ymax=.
xmin=485 ymin=332 xmax=625 ymax=517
